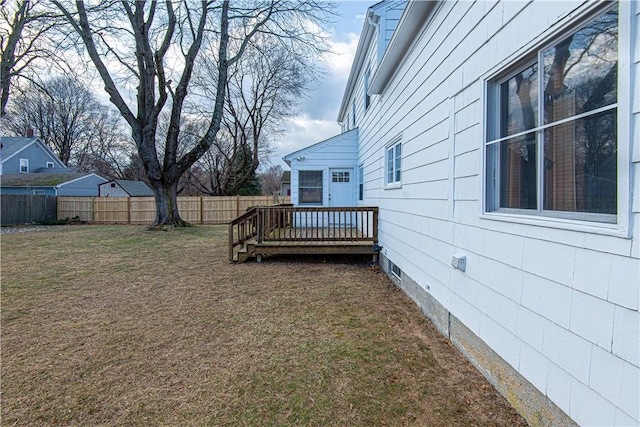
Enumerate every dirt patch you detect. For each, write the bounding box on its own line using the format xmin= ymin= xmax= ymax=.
xmin=1 ymin=225 xmax=527 ymax=426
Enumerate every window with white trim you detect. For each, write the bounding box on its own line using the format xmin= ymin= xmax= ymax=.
xmin=385 ymin=137 xmax=402 ymax=187
xmin=19 ymin=158 xmax=29 ymax=173
xmin=46 ymin=162 xmax=54 ymax=168
xmin=485 ymin=6 xmax=618 ymax=222
xmin=299 ymin=170 xmax=323 ymax=204
xmin=389 ymin=260 xmax=402 ymax=280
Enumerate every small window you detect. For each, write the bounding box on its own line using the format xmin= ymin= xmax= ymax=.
xmin=110 ymin=183 xmax=116 ymax=188
xmin=46 ymin=162 xmax=54 ymax=168
xmin=385 ymin=137 xmax=402 ymax=187
xmin=19 ymin=158 xmax=29 ymax=173
xmin=358 ymin=165 xmax=364 ymax=201
xmin=299 ymin=170 xmax=323 ymax=204
xmin=32 ymin=189 xmax=45 ymax=195
xmin=485 ymin=6 xmax=618 ymax=222
xmin=332 ymin=171 xmax=350 ymax=183
xmin=389 ymin=260 xmax=402 ymax=279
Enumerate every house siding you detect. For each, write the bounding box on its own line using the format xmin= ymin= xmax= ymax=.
xmin=57 ymin=175 xmax=106 ymax=196
xmin=361 ymin=1 xmax=638 ymax=425
xmin=99 ymin=184 xmax=130 ymax=197
xmin=1 ymin=142 xmax=62 ymax=174
xmin=0 ymin=186 xmax=57 ymax=196
xmin=286 ymin=130 xmax=359 ymax=206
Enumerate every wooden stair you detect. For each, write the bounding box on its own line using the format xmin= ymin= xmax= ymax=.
xmin=233 ymin=243 xmax=255 ymax=263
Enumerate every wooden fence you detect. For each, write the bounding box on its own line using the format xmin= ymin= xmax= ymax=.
xmin=1 ymin=194 xmax=58 ymax=225
xmin=58 ymin=195 xmax=290 ymax=225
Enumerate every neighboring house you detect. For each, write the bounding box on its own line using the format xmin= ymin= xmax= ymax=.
xmin=0 ymin=173 xmax=107 ymax=196
xmin=0 ymin=137 xmax=65 ymax=175
xmin=99 ymin=180 xmax=154 ymax=197
xmin=0 ymin=137 xmax=106 ymax=196
xmin=280 ymin=171 xmax=291 ymax=197
xmin=285 ymin=1 xmax=639 ymax=426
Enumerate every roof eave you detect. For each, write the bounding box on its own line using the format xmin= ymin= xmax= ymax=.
xmin=336 ymin=10 xmax=378 ymax=122
xmin=283 ymin=128 xmax=359 ymax=163
xmin=369 ymin=0 xmax=437 ymax=94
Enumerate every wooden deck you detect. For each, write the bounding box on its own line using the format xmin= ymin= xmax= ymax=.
xmin=229 ymin=206 xmax=379 ymax=262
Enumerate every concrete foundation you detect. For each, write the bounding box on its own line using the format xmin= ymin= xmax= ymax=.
xmin=379 ymin=253 xmax=576 ymax=427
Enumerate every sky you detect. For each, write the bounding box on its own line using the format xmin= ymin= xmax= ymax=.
xmin=269 ymin=1 xmax=372 ymax=169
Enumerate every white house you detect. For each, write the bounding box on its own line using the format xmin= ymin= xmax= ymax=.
xmin=284 ymin=1 xmax=639 ymax=425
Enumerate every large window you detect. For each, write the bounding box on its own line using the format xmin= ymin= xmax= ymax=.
xmin=485 ymin=6 xmax=618 ymax=222
xmin=386 ymin=137 xmax=402 ymax=186
xmin=299 ymin=170 xmax=323 ymax=204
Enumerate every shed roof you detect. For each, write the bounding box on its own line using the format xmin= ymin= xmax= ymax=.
xmin=101 ymin=180 xmax=154 ymax=196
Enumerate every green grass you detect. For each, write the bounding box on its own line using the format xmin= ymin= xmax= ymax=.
xmin=1 ymin=225 xmax=526 ymax=426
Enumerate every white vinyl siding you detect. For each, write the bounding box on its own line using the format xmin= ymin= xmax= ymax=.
xmin=356 ymin=1 xmax=637 ymax=425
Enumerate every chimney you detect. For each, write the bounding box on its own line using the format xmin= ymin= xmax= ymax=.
xmin=26 ymin=127 xmax=34 ymax=137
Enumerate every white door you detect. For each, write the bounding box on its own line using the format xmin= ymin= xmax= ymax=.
xmin=329 ymin=169 xmax=353 ymax=207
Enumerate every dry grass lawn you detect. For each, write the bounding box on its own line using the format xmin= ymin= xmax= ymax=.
xmin=1 ymin=225 xmax=526 ymax=426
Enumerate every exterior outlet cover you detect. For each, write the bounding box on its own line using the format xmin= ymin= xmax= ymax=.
xmin=452 ymin=253 xmax=467 ymax=272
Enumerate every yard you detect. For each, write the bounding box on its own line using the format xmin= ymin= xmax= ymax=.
xmin=1 ymin=226 xmax=526 ymax=426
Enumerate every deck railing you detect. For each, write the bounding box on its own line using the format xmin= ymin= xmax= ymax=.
xmin=229 ymin=205 xmax=378 ymax=262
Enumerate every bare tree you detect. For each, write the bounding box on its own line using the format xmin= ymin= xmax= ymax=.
xmin=5 ymin=76 xmax=133 ymax=173
xmin=52 ymin=0 xmax=333 ymax=228
xmin=188 ymin=38 xmax=313 ymax=196
xmin=0 ymin=0 xmax=61 ymax=117
xmin=260 ymin=164 xmax=284 ymax=196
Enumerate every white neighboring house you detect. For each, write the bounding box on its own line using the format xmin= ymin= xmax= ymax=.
xmin=285 ymin=1 xmax=639 ymax=425
xmin=98 ymin=180 xmax=154 ymax=197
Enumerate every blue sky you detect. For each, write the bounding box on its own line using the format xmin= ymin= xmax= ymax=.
xmin=271 ymin=1 xmax=372 ymax=168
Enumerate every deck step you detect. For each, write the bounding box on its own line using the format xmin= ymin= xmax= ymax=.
xmin=234 ymin=245 xmax=254 ymax=263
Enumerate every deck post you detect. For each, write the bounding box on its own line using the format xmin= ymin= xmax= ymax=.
xmin=372 ymin=207 xmax=379 ymax=245
xmin=228 ymin=222 xmax=234 ymax=263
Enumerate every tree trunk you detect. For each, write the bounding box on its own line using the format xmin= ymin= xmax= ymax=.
xmin=149 ymin=180 xmax=189 ymax=228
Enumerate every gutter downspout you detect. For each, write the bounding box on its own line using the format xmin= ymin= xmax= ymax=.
xmin=368 ymin=15 xmax=379 ymax=30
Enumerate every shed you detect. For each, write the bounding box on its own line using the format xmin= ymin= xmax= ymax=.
xmin=99 ymin=180 xmax=154 ymax=197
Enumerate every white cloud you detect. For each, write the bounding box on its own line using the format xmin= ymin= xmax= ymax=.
xmin=271 ymin=115 xmax=341 ymax=167
xmin=270 ymin=30 xmax=360 ymax=168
